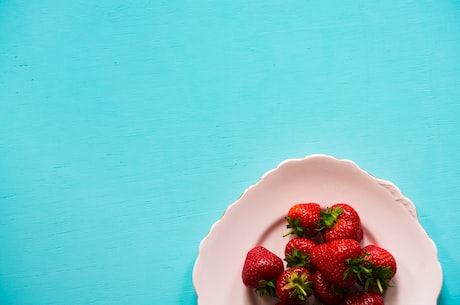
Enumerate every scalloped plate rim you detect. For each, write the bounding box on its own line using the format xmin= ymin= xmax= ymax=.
xmin=193 ymin=154 xmax=443 ymax=305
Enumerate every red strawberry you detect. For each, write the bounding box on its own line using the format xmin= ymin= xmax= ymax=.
xmin=344 ymin=291 xmax=384 ymax=305
xmin=242 ymin=246 xmax=284 ymax=296
xmin=313 ymin=270 xmax=345 ymax=305
xmin=284 ymin=203 xmax=321 ymax=238
xmin=359 ymin=244 xmax=397 ymax=293
xmin=284 ymin=238 xmax=316 ymax=270
xmin=319 ymin=203 xmax=363 ymax=242
xmin=275 ymin=267 xmax=314 ymax=304
xmin=310 ymin=239 xmax=364 ymax=288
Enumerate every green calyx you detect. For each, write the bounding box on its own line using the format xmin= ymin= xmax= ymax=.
xmin=283 ymin=216 xmax=311 ymax=237
xmin=359 ymin=264 xmax=394 ymax=293
xmin=256 ymin=279 xmax=277 ymax=297
xmin=318 ymin=206 xmax=344 ymax=230
xmin=342 ymin=252 xmax=376 ymax=288
xmin=281 ymin=270 xmax=314 ymax=301
xmin=284 ymin=248 xmax=311 ymax=269
xmin=344 ymin=252 xmax=394 ymax=294
xmin=344 ymin=254 xmax=371 ymax=282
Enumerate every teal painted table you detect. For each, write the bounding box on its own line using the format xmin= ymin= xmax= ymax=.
xmin=1 ymin=1 xmax=459 ymax=304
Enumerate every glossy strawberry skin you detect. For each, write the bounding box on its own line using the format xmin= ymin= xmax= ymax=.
xmin=285 ymin=203 xmax=321 ymax=238
xmin=242 ymin=246 xmax=284 ymax=291
xmin=310 ymin=239 xmax=362 ymax=288
xmin=344 ymin=291 xmax=384 ymax=305
xmin=313 ymin=270 xmax=345 ymax=305
xmin=275 ymin=267 xmax=314 ymax=304
xmin=284 ymin=237 xmax=316 ymax=270
xmin=321 ymin=203 xmax=363 ymax=243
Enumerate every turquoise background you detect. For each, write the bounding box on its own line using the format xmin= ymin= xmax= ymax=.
xmin=1 ymin=1 xmax=459 ymax=304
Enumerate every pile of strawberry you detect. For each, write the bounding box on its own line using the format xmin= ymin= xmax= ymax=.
xmin=242 ymin=203 xmax=397 ymax=305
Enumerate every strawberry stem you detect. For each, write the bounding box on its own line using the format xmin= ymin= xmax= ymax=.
xmin=376 ymin=279 xmax=383 ymax=294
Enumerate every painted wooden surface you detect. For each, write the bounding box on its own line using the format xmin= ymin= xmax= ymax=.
xmin=1 ymin=1 xmax=459 ymax=304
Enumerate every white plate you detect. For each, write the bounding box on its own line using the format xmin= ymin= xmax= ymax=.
xmin=193 ymin=155 xmax=442 ymax=305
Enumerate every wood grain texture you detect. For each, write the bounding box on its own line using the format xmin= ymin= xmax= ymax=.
xmin=1 ymin=1 xmax=459 ymax=304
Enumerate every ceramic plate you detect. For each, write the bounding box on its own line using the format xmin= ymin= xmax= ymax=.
xmin=193 ymin=155 xmax=442 ymax=305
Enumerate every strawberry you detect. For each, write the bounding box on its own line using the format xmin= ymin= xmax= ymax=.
xmin=242 ymin=246 xmax=284 ymax=296
xmin=344 ymin=291 xmax=384 ymax=305
xmin=359 ymin=244 xmax=397 ymax=293
xmin=310 ymin=239 xmax=364 ymax=288
xmin=284 ymin=203 xmax=321 ymax=238
xmin=313 ymin=270 xmax=345 ymax=305
xmin=284 ymin=238 xmax=316 ymax=270
xmin=275 ymin=267 xmax=314 ymax=304
xmin=319 ymin=203 xmax=363 ymax=243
